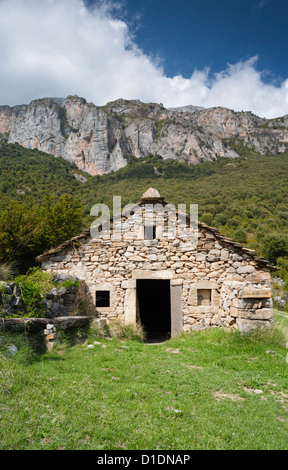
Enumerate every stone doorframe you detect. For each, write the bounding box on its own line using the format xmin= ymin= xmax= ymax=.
xmin=122 ymin=270 xmax=183 ymax=337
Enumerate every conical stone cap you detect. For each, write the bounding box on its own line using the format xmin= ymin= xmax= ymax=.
xmin=142 ymin=188 xmax=161 ymax=199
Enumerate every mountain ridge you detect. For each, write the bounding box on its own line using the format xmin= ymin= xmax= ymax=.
xmin=0 ymin=95 xmax=287 ymax=175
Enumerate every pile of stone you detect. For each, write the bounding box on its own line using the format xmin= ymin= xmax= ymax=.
xmin=0 ymin=275 xmax=80 ymax=319
xmin=44 ymin=285 xmax=77 ymax=318
xmin=0 ymin=282 xmax=25 ymax=316
xmin=43 ymin=323 xmax=61 ymax=352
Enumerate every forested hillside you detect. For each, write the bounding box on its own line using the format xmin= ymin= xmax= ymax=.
xmin=0 ymin=142 xmax=288 ymax=279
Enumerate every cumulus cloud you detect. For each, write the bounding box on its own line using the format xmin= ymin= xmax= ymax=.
xmin=0 ymin=0 xmax=287 ymax=118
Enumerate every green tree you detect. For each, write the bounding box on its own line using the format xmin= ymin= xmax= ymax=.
xmin=234 ymin=229 xmax=248 ymax=244
xmin=262 ymin=234 xmax=288 ymax=264
xmin=39 ymin=194 xmax=83 ymax=248
xmin=0 ymin=194 xmax=83 ymax=273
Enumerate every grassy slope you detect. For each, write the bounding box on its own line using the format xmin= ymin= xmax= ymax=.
xmin=0 ymin=314 xmax=287 ymax=450
xmin=1 ymin=143 xmax=288 ymax=247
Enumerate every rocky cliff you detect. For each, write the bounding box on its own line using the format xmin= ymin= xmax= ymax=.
xmin=0 ymin=95 xmax=287 ymax=175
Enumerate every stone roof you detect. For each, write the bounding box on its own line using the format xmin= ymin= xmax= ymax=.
xmin=36 ymin=188 xmax=278 ymax=271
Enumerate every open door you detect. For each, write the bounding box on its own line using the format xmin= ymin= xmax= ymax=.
xmin=136 ymin=279 xmax=171 ymax=342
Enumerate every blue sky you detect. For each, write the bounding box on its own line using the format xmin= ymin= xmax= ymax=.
xmin=89 ymin=0 xmax=287 ymax=83
xmin=0 ymin=0 xmax=287 ymax=117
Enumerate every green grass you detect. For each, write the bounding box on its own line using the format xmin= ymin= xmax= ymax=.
xmin=0 ymin=314 xmax=288 ymax=450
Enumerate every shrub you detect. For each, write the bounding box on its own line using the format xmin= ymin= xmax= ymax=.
xmin=0 ymin=262 xmax=18 ymax=281
xmin=213 ymin=212 xmax=228 ymax=226
xmin=201 ymin=213 xmax=213 ymax=225
xmin=262 ymin=234 xmax=288 ymax=264
xmin=234 ymin=229 xmax=248 ymax=244
xmin=88 ymin=319 xmax=146 ymax=342
xmin=106 ymin=320 xmax=146 ymax=342
xmin=12 ymin=268 xmax=55 ymax=318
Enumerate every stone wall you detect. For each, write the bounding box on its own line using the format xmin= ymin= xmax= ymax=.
xmin=0 ymin=275 xmax=81 ymax=319
xmin=39 ymin=203 xmax=274 ymax=335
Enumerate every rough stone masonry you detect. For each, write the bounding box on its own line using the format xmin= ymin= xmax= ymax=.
xmin=36 ymin=188 xmax=277 ymax=338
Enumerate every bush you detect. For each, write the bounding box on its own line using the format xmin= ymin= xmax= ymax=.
xmin=12 ymin=268 xmax=55 ymax=318
xmin=201 ymin=213 xmax=213 ymax=225
xmin=234 ymin=229 xmax=248 ymax=244
xmin=262 ymin=234 xmax=288 ymax=264
xmin=88 ymin=319 xmax=146 ymax=342
xmin=107 ymin=320 xmax=146 ymax=341
xmin=0 ymin=262 xmax=18 ymax=281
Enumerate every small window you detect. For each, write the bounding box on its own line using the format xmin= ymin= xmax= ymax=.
xmin=197 ymin=289 xmax=211 ymax=306
xmin=144 ymin=225 xmax=156 ymax=240
xmin=96 ymin=290 xmax=110 ymax=307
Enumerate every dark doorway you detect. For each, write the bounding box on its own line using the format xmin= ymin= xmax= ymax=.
xmin=136 ymin=280 xmax=171 ymax=342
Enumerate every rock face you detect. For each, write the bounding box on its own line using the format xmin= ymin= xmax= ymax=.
xmin=0 ymin=95 xmax=288 ymax=175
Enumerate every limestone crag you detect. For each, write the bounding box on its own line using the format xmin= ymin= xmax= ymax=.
xmin=1 ymin=95 xmax=287 ymax=175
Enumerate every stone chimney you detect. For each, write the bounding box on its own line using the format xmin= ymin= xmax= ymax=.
xmin=140 ymin=188 xmax=165 ymax=203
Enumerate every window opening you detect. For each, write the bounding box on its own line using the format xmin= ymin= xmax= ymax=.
xmin=96 ymin=290 xmax=110 ymax=307
xmin=197 ymin=289 xmax=212 ymax=306
xmin=144 ymin=224 xmax=156 ymax=240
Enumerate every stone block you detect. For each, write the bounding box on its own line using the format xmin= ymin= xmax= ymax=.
xmin=209 ymin=249 xmax=221 ymax=256
xmin=207 ymin=271 xmax=220 ymax=278
xmin=232 ymin=262 xmax=242 ymax=269
xmin=211 ymin=314 xmax=220 ymax=325
xmin=238 ymin=308 xmax=273 ymax=320
xmin=132 ymin=270 xmax=174 ymax=280
xmin=50 ymin=255 xmax=66 ymax=262
xmin=188 ymin=291 xmax=198 ymax=306
xmin=240 ymin=289 xmax=272 ymax=299
xmin=237 ymin=265 xmax=256 ymax=274
xmin=190 ymin=324 xmax=205 ymax=331
xmin=129 ymin=255 xmax=147 ymax=262
xmin=220 ymin=249 xmax=229 ymax=260
xmin=188 ymin=305 xmax=218 ymax=315
xmin=246 ymin=272 xmax=271 ymax=283
xmin=121 ymin=280 xmax=136 ymax=289
xmin=236 ymin=318 xmax=272 ymax=334
xmin=230 ymin=308 xmax=239 ymax=318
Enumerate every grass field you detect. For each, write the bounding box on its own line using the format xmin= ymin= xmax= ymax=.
xmin=0 ymin=312 xmax=288 ymax=450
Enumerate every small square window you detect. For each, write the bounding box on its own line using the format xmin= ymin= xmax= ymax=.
xmin=144 ymin=225 xmax=156 ymax=240
xmin=197 ymin=289 xmax=212 ymax=306
xmin=96 ymin=290 xmax=110 ymax=307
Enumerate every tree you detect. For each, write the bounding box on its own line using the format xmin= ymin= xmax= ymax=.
xmin=234 ymin=229 xmax=248 ymax=244
xmin=0 ymin=194 xmax=83 ymax=273
xmin=262 ymin=233 xmax=288 ymax=265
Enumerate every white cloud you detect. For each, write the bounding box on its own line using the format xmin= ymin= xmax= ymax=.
xmin=0 ymin=0 xmax=287 ymax=118
xmin=256 ymin=0 xmax=273 ymax=9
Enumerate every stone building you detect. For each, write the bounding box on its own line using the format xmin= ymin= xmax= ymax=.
xmin=36 ymin=188 xmax=277 ymax=341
